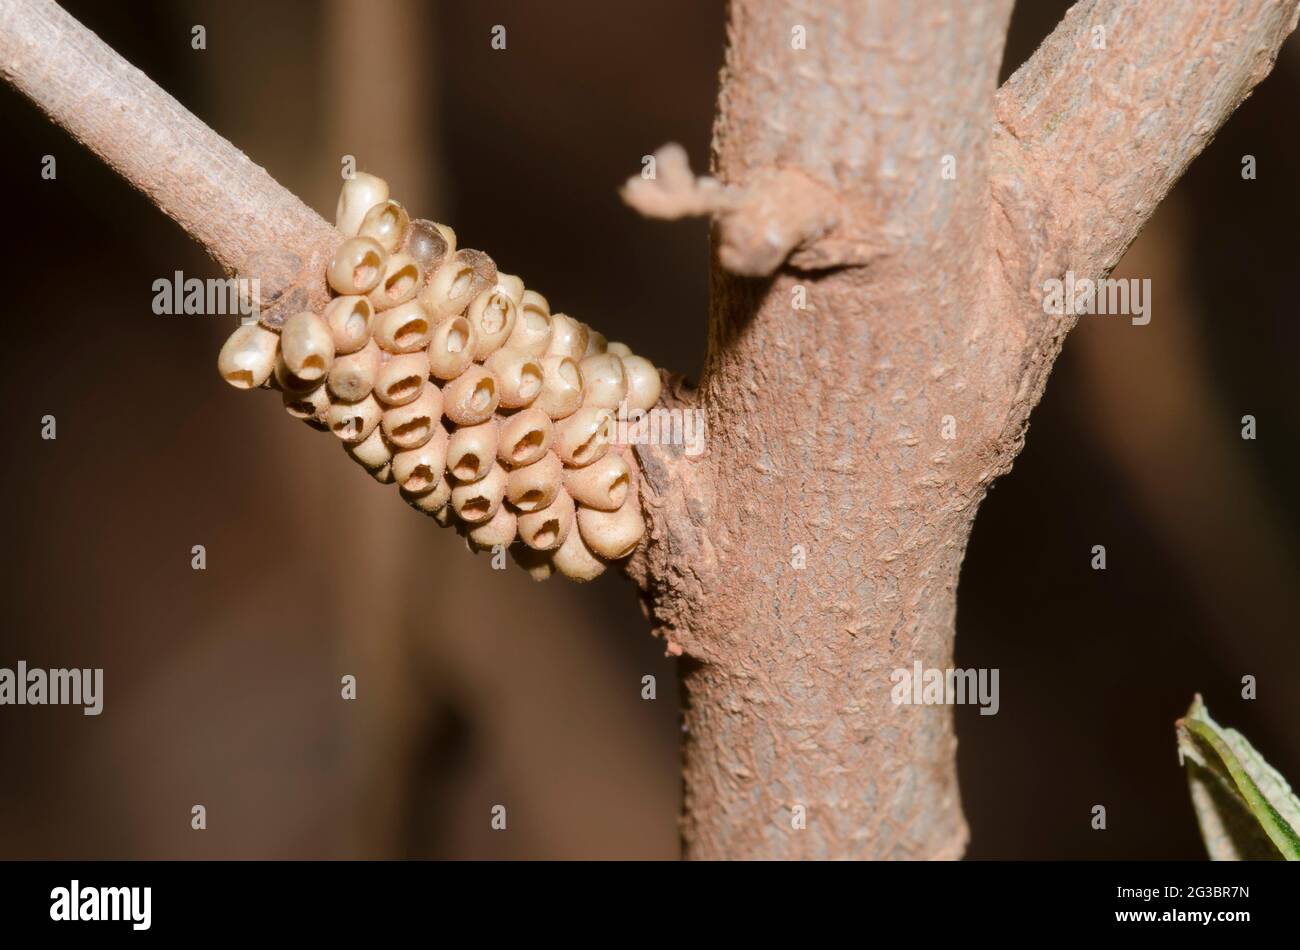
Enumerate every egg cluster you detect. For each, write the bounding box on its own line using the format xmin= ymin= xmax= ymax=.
xmin=217 ymin=173 xmax=658 ymax=581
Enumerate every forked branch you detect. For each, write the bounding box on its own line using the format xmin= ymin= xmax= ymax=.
xmin=996 ymin=0 xmax=1300 ymax=280
xmin=3 ymin=0 xmax=1297 ymax=860
xmin=984 ymin=0 xmax=1299 ymax=465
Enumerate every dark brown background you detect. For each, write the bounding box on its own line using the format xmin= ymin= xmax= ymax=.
xmin=0 ymin=0 xmax=1295 ymax=859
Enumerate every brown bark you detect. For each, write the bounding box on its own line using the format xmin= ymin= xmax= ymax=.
xmin=632 ymin=0 xmax=1016 ymax=860
xmin=630 ymin=0 xmax=1298 ymax=859
xmin=5 ymin=0 xmax=1296 ymax=859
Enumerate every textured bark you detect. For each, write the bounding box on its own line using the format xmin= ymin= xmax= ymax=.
xmin=634 ymin=0 xmax=1016 ymax=861
xmin=5 ymin=0 xmax=1297 ymax=859
xmin=984 ymin=0 xmax=1300 ymax=445
xmin=631 ymin=0 xmax=1298 ymax=859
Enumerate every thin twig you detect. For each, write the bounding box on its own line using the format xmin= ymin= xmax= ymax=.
xmin=0 ymin=0 xmax=339 ymax=311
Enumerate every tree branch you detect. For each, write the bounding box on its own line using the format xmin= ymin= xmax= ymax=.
xmin=658 ymin=0 xmax=1017 ymax=860
xmin=7 ymin=0 xmax=1295 ymax=862
xmin=981 ymin=0 xmax=1298 ymax=470
xmin=0 ymin=0 xmax=339 ymax=316
xmin=996 ymin=0 xmax=1300 ymax=279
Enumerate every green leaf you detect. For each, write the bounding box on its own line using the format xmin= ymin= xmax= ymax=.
xmin=1175 ymin=694 xmax=1300 ymax=860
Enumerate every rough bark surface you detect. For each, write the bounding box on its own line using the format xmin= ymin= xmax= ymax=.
xmin=634 ymin=0 xmax=1016 ymax=861
xmin=5 ymin=0 xmax=1297 ymax=859
xmin=632 ymin=0 xmax=1298 ymax=860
